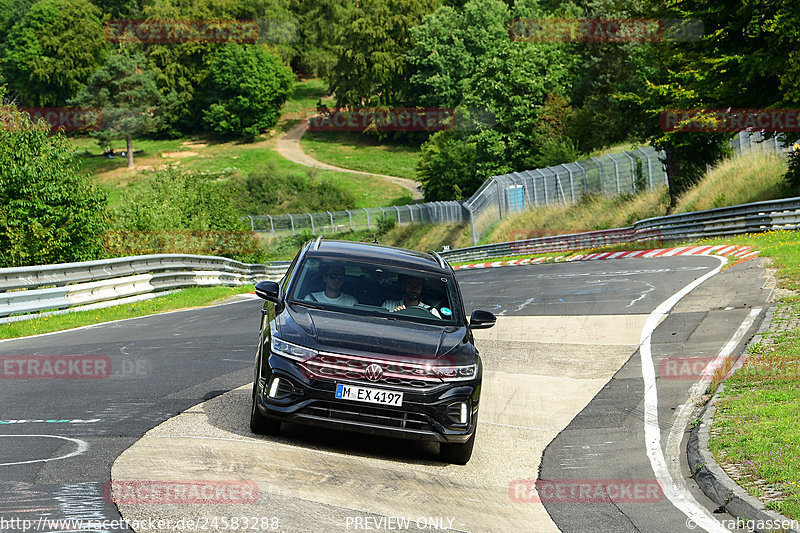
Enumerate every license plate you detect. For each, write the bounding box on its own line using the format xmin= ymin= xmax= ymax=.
xmin=335 ymin=383 xmax=403 ymax=407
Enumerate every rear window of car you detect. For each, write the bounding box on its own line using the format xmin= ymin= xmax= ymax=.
xmin=287 ymin=256 xmax=463 ymax=325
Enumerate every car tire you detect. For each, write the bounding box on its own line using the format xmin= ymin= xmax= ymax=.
xmin=440 ymin=430 xmax=475 ymax=465
xmin=250 ymin=382 xmax=281 ymax=435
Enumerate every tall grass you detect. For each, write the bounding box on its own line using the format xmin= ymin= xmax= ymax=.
xmin=484 ymin=150 xmax=791 ymax=244
xmin=674 ymin=151 xmax=789 ymax=212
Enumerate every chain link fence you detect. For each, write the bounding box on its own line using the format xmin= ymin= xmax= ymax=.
xmin=247 ymin=202 xmax=467 ymax=237
xmin=249 ymin=132 xmax=795 ymax=244
xmin=463 ymin=145 xmax=669 ymax=244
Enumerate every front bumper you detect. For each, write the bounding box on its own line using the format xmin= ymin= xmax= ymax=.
xmin=255 ymin=353 xmax=481 ymax=444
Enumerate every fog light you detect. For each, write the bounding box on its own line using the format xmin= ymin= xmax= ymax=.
xmin=268 ymin=377 xmax=281 ymax=398
xmin=446 ymin=402 xmax=469 ymax=425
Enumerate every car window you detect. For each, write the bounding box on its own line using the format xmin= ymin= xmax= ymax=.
xmin=288 ymin=257 xmax=462 ymax=324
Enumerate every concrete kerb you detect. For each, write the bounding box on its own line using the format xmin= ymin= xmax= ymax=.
xmin=687 ymin=306 xmax=800 ymax=533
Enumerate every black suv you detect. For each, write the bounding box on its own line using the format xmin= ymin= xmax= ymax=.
xmin=250 ymin=239 xmax=495 ymax=464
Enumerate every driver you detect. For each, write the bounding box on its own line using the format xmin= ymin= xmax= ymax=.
xmin=382 ymin=274 xmax=441 ymax=318
xmin=305 ymin=263 xmax=358 ymax=306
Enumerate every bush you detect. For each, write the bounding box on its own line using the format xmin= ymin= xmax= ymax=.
xmin=0 ymin=99 xmax=108 ymax=267
xmin=236 ymin=163 xmax=356 ymax=214
xmin=112 ymin=166 xmax=244 ymax=232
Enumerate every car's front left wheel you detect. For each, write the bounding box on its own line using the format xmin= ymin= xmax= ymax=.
xmin=250 ymin=382 xmax=281 ymax=435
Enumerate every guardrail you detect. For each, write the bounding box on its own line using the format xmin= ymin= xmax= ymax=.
xmin=3 ymin=196 xmax=798 ymax=324
xmin=0 ymin=254 xmax=291 ymax=323
xmin=440 ymin=196 xmax=800 ymax=263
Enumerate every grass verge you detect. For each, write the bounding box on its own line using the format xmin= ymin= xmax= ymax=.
xmin=0 ymin=285 xmax=255 ymax=340
xmin=697 ymin=230 xmax=800 ymax=520
xmin=300 ymin=131 xmax=421 ymax=180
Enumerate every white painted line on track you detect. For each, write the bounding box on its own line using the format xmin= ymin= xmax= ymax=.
xmin=0 ymin=434 xmax=89 ymax=467
xmin=664 ymin=307 xmax=762 ymax=531
xmin=639 ymin=254 xmax=731 ymax=533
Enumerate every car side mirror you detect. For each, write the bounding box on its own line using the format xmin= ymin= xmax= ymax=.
xmin=469 ymin=309 xmax=496 ymax=329
xmin=255 ymin=280 xmax=281 ymax=304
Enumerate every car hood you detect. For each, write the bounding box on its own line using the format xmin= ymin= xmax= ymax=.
xmin=278 ymin=305 xmax=473 ymax=364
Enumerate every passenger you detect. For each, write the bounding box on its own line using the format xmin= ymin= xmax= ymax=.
xmin=382 ymin=274 xmax=441 ymax=318
xmin=306 ymin=263 xmax=358 ymax=306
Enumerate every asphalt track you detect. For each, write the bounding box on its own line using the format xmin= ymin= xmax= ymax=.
xmin=0 ymin=256 xmax=772 ymax=532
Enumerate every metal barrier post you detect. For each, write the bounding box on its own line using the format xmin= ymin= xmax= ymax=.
xmin=288 ymin=214 xmax=295 ymax=236
xmin=308 ymin=213 xmax=315 ymax=235
xmin=364 ymin=208 xmax=371 ymax=229
xmin=346 ymin=209 xmax=353 ymax=230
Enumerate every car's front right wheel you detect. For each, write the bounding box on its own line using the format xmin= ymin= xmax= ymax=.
xmin=440 ymin=430 xmax=475 ymax=465
xmin=250 ymin=382 xmax=281 ymax=435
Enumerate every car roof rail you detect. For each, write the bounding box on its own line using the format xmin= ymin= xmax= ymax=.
xmin=313 ymin=235 xmax=323 ymax=250
xmin=430 ymin=251 xmax=447 ymax=269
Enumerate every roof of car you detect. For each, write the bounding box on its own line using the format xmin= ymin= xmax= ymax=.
xmin=305 ymin=240 xmax=449 ymax=273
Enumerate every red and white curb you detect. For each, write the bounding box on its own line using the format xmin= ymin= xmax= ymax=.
xmin=453 ymin=245 xmax=759 ymax=270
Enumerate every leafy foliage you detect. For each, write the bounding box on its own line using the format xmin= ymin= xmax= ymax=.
xmin=0 ymin=96 xmax=108 ymax=267
xmin=112 ymin=166 xmax=244 ymax=232
xmin=202 ymin=44 xmax=293 ymax=140
xmin=405 ymin=0 xmax=510 ymax=108
xmin=0 ymin=0 xmax=107 ymax=106
xmin=328 ymin=0 xmax=437 ymax=107
xmin=69 ymin=52 xmax=178 ymax=166
xmin=235 ymin=163 xmax=357 ymax=214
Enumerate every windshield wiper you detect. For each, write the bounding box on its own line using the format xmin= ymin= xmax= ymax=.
xmin=289 ymin=300 xmax=325 ymax=310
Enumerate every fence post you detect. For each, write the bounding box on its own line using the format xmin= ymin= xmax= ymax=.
xmin=288 ymin=214 xmax=295 ymax=236
xmin=308 ymin=213 xmax=315 ymax=235
xmin=535 ymin=169 xmax=548 ymax=205
xmin=560 ymin=164 xmax=575 ymax=203
xmin=327 ymin=211 xmax=334 ymax=233
xmin=575 ymin=161 xmax=588 ymax=195
xmin=248 ymin=215 xmax=254 ymax=231
xmin=494 ymin=178 xmax=503 ymax=220
xmin=267 ymin=215 xmax=274 ymax=235
xmin=364 ymin=208 xmax=371 ymax=230
xmin=610 ymin=155 xmax=621 ymax=194
xmin=346 ymin=209 xmax=353 ymax=230
xmin=465 ymin=203 xmax=477 ymax=245
xmin=591 ymin=156 xmax=604 ymax=195
xmin=622 ymin=152 xmax=637 ymax=193
xmin=635 ymin=148 xmax=654 ymax=189
xmin=394 ymin=205 xmax=402 ymax=224
xmin=408 ymin=205 xmax=414 ymax=223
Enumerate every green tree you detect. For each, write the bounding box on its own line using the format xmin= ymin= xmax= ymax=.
xmin=405 ymin=0 xmax=510 ymax=108
xmin=0 ymin=0 xmax=107 ymax=106
xmin=0 ymin=91 xmax=108 ymax=267
xmin=70 ymin=52 xmax=178 ymax=168
xmin=328 ymin=0 xmax=438 ymax=107
xmin=202 ymin=44 xmax=293 ymax=140
xmin=462 ymin=40 xmax=575 ymax=176
xmin=290 ymin=0 xmax=353 ymax=77
xmin=416 ymin=129 xmax=478 ymax=201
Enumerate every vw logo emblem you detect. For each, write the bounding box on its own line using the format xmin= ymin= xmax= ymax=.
xmin=364 ymin=363 xmax=383 ymax=382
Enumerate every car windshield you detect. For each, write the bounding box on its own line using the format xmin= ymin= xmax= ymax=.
xmin=288 ymin=256 xmax=462 ymax=325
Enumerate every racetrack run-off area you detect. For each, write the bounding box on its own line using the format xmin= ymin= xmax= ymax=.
xmin=0 ymin=253 xmax=774 ymax=532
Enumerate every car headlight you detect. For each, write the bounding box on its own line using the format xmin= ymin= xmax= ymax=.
xmin=270 ymin=337 xmax=318 ymax=362
xmin=435 ymin=364 xmax=476 ymax=381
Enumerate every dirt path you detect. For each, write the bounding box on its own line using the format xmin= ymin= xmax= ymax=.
xmin=275 ymin=122 xmax=423 ymax=201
